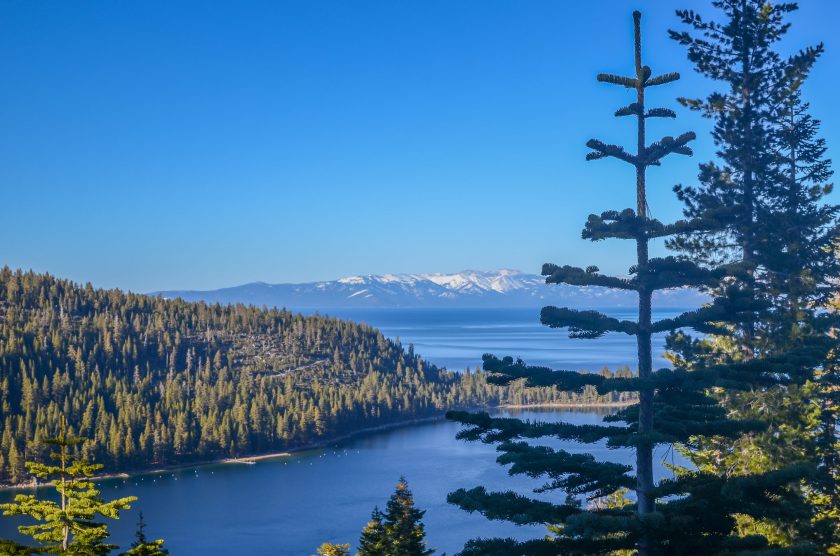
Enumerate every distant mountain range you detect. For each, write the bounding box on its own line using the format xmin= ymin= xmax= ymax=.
xmin=153 ymin=269 xmax=709 ymax=310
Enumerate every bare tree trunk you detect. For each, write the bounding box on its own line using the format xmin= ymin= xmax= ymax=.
xmin=632 ymin=11 xmax=655 ymax=555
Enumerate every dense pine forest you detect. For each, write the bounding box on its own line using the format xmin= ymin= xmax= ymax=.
xmin=0 ymin=267 xmax=632 ymax=485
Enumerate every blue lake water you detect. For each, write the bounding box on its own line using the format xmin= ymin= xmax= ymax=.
xmin=323 ymin=307 xmax=685 ymax=372
xmin=0 ymin=410 xmax=686 ymax=555
xmin=0 ymin=308 xmax=689 ymax=555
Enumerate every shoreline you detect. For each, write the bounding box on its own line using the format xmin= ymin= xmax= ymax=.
xmin=0 ymin=402 xmax=628 ymax=491
xmin=0 ymin=414 xmax=448 ymax=491
xmin=219 ymin=414 xmax=447 ymax=466
xmin=499 ymin=399 xmax=636 ymax=409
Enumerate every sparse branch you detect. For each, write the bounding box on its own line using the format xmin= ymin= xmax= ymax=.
xmin=586 ymin=139 xmax=638 ymax=165
xmin=615 ymin=103 xmax=643 ymax=117
xmin=447 ymin=410 xmax=628 ymax=444
xmin=497 ymin=441 xmax=635 ymax=498
xmin=540 ymin=306 xmax=638 ymax=338
xmin=643 ymin=132 xmax=696 ymax=165
xmin=645 ymin=107 xmax=676 ymax=119
xmin=457 ymin=538 xmax=561 ymax=556
xmin=632 ymin=256 xmax=718 ymax=290
xmin=447 ymin=486 xmax=579 ymax=526
xmin=583 ymin=210 xmax=712 ymax=242
xmin=597 ymin=73 xmax=638 ymax=88
xmin=644 ymin=72 xmax=680 ymax=87
xmin=651 ymin=290 xmax=767 ymax=334
xmin=480 ymin=354 xmax=605 ymax=390
xmin=542 ymin=263 xmax=636 ymax=290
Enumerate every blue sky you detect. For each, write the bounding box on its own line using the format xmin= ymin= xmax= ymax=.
xmin=1 ymin=0 xmax=837 ymax=292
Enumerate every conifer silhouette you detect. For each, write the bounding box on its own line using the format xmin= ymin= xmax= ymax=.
xmin=448 ymin=10 xmax=819 ymax=554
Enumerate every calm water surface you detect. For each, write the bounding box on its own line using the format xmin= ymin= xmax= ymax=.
xmin=0 ymin=410 xmax=683 ymax=555
xmin=324 ymin=307 xmax=684 ymax=371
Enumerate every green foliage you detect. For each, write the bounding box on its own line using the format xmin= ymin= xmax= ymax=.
xmin=382 ymin=478 xmax=434 ymax=556
xmin=315 ymin=543 xmax=351 ymax=556
xmin=0 ymin=420 xmax=136 ymax=554
xmin=668 ymin=0 xmax=840 ymax=550
xmin=813 ymin=345 xmax=840 ymax=553
xmin=0 ymin=267 xmax=633 ymax=485
xmin=353 ymin=478 xmax=434 ymax=556
xmin=357 ymin=507 xmax=388 ymax=556
xmin=118 ymin=514 xmax=167 ymax=556
xmin=0 ymin=539 xmax=38 ymax=555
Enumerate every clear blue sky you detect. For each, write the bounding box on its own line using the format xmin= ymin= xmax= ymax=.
xmin=1 ymin=0 xmax=837 ymax=292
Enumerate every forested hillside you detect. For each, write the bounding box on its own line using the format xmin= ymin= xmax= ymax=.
xmin=0 ymin=268 xmax=632 ymax=485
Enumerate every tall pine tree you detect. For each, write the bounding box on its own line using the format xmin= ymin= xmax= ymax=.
xmin=669 ymin=0 xmax=840 ymax=549
xmin=383 ymin=478 xmax=434 ymax=556
xmin=448 ymin=9 xmax=817 ymax=555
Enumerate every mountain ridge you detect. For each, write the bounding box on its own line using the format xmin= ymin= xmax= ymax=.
xmin=153 ymin=269 xmax=708 ymax=310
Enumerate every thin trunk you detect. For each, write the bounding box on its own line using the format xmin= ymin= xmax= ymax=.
xmin=61 ymin=432 xmax=68 ymax=551
xmin=633 ymin=11 xmax=655 ymax=555
xmin=740 ymin=0 xmax=756 ymax=354
xmin=740 ymin=0 xmax=754 ymax=266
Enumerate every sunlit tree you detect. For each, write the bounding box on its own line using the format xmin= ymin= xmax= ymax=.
xmin=384 ymin=478 xmax=433 ymax=556
xmin=0 ymin=419 xmax=136 ymax=554
xmin=670 ymin=0 xmax=840 ymax=549
xmin=357 ymin=507 xmax=388 ymax=556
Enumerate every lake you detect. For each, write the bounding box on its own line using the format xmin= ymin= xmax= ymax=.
xmin=0 ymin=308 xmax=689 ymax=554
xmin=0 ymin=410 xmax=686 ymax=555
xmin=321 ymin=307 xmax=684 ymax=372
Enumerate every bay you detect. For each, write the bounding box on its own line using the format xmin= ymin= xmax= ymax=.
xmin=0 ymin=307 xmax=689 ymax=554
xmin=0 ymin=410 xmax=685 ymax=555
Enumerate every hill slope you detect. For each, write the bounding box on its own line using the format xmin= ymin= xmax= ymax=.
xmin=0 ymin=268 xmax=638 ymax=485
xmin=0 ymin=268 xmax=487 ymax=484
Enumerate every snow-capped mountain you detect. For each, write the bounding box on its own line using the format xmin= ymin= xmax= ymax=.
xmin=153 ymin=269 xmax=708 ymax=310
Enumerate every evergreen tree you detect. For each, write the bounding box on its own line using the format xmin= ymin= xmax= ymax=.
xmin=815 ymin=339 xmax=840 ymax=553
xmin=383 ymin=478 xmax=433 ymax=556
xmin=669 ymin=0 xmax=840 ymax=549
xmin=447 ymin=9 xmax=818 ymax=555
xmin=767 ymin=48 xmax=839 ymax=550
xmin=314 ymin=543 xmax=350 ymax=556
xmin=667 ymin=1 xmax=808 ymax=271
xmin=0 ymin=539 xmax=36 ymax=555
xmin=119 ymin=513 xmax=168 ymax=556
xmin=357 ymin=507 xmax=388 ymax=556
xmin=0 ymin=419 xmax=136 ymax=554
